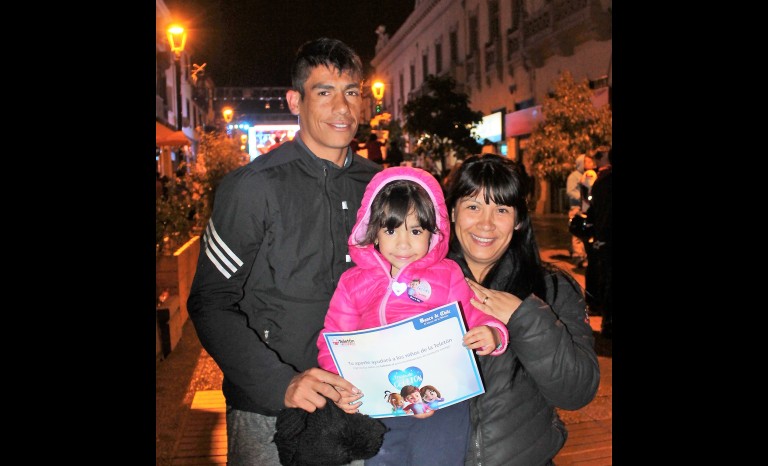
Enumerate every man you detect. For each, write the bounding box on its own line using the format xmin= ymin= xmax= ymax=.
xmin=187 ymin=38 xmax=382 ymax=465
xmin=586 ymin=147 xmax=612 ymax=338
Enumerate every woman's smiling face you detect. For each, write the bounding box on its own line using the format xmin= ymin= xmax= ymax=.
xmin=452 ymin=193 xmax=516 ymax=281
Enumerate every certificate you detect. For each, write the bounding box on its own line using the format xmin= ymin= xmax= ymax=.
xmin=323 ymin=301 xmax=485 ymax=418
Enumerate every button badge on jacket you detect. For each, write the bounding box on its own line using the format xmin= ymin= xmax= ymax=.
xmin=407 ymin=279 xmax=431 ymax=303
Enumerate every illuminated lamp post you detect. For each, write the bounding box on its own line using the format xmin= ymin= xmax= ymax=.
xmin=372 ymin=80 xmax=385 ymax=115
xmin=167 ymin=25 xmax=187 ymax=131
xmin=222 ymin=107 xmax=234 ymax=137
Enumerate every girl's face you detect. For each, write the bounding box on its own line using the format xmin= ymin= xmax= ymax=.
xmin=452 ymin=194 xmax=516 ymax=282
xmin=422 ymin=389 xmax=437 ymax=402
xmin=405 ymin=391 xmax=422 ymax=404
xmin=377 ymin=211 xmax=431 ymax=277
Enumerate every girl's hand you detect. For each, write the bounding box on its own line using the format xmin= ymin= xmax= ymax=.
xmin=466 ymin=278 xmax=523 ymax=324
xmin=463 ymin=325 xmax=499 ymax=356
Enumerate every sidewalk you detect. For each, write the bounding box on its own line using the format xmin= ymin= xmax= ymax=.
xmin=156 ymin=213 xmax=611 ymax=465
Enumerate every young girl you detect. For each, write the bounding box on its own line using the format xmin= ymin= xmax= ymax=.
xmin=316 ymin=166 xmax=509 ymax=466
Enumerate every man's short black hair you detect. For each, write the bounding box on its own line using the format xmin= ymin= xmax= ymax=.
xmin=291 ymin=37 xmax=363 ymax=97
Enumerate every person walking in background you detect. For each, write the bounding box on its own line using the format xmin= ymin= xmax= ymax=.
xmin=186 ymin=37 xmax=382 ymax=466
xmin=444 ymin=154 xmax=599 ymax=465
xmin=384 ymin=137 xmax=404 ymax=167
xmin=566 ymin=154 xmax=593 ymax=268
xmin=364 ymin=132 xmax=384 ymax=164
xmin=349 ymin=136 xmax=362 ymax=154
xmin=579 ymin=154 xmax=599 ymax=310
xmin=317 ymin=166 xmax=509 ymax=466
xmin=587 ymin=147 xmax=612 ymax=338
xmin=266 ymin=134 xmax=283 ymax=153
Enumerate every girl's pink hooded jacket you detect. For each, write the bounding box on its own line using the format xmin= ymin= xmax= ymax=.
xmin=317 ymin=166 xmax=509 ymax=373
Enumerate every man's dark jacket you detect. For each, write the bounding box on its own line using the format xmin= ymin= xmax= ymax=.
xmin=187 ymin=136 xmax=381 ymax=416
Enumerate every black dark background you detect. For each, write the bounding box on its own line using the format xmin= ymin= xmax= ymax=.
xmin=164 ymin=0 xmax=414 ymax=86
xmin=28 ymin=3 xmax=711 ymax=463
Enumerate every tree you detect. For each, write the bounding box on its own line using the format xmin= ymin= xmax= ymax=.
xmin=527 ymin=70 xmax=612 ymax=182
xmin=191 ymin=131 xmax=244 ymax=223
xmin=403 ymin=74 xmax=484 ymax=176
xmin=156 ymin=131 xmax=243 ymax=255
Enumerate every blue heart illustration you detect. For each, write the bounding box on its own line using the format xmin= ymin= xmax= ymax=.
xmin=388 ymin=366 xmax=424 ymax=390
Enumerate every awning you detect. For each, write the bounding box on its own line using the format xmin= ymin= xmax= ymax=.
xmin=504 ymin=89 xmax=610 ymax=138
xmin=156 ymin=121 xmax=191 ymax=146
xmin=505 ymin=106 xmax=544 ymax=138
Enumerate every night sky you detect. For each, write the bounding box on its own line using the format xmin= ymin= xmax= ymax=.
xmin=164 ymin=0 xmax=415 ymax=87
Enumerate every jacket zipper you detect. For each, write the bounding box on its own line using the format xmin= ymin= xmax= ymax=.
xmin=322 ymin=166 xmax=336 ymax=288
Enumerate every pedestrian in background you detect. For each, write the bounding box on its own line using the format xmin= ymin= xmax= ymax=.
xmin=586 ymin=147 xmax=612 ymax=338
xmin=444 ymin=153 xmax=600 ymax=465
xmin=384 ymin=137 xmax=404 ymax=167
xmin=365 ymin=132 xmax=384 ymax=164
xmin=566 ymin=154 xmax=593 ymax=268
xmin=186 ymin=37 xmax=382 ymax=466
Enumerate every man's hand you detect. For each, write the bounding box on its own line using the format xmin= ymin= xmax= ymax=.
xmin=284 ymin=368 xmax=362 ymax=412
xmin=333 ymin=387 xmax=365 ymax=414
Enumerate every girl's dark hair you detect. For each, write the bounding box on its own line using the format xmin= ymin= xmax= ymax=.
xmin=291 ymin=37 xmax=363 ymax=97
xmin=361 ymin=179 xmax=439 ymax=246
xmin=444 ymin=154 xmax=546 ymax=300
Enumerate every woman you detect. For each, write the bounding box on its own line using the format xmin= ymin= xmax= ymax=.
xmin=445 ymin=154 xmax=600 ymax=466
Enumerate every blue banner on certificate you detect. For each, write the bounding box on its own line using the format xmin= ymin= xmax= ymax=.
xmin=323 ymin=301 xmax=485 ymax=418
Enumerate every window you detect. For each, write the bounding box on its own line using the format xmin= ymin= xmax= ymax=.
xmin=399 ymin=72 xmax=404 ymax=102
xmin=410 ymin=64 xmax=416 ymax=89
xmin=435 ymin=41 xmax=443 ymax=74
xmin=449 ymin=29 xmax=458 ymax=63
xmin=422 ymin=52 xmax=429 ymax=81
xmin=489 ymin=0 xmax=500 ymax=42
xmin=469 ymin=14 xmax=479 ymax=51
xmin=589 ymin=76 xmax=609 ymax=89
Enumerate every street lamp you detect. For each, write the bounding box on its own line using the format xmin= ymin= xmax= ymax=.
xmin=222 ymin=107 xmax=234 ymax=137
xmin=167 ymin=25 xmax=187 ymax=131
xmin=372 ymin=80 xmax=385 ymax=114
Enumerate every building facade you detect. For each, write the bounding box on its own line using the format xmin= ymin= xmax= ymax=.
xmin=371 ymin=0 xmax=611 ymax=212
xmin=156 ymin=0 xmax=217 ymax=177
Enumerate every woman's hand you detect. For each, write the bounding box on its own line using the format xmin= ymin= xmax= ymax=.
xmin=466 ymin=278 xmax=523 ymax=325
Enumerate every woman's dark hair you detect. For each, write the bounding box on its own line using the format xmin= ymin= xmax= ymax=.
xmin=361 ymin=180 xmax=438 ymax=246
xmin=291 ymin=37 xmax=363 ymax=97
xmin=444 ymin=154 xmax=546 ymax=300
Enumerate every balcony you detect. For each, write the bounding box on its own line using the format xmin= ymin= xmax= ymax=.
xmin=509 ymin=0 xmax=611 ymax=68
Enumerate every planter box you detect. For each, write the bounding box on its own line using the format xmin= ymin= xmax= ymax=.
xmin=157 ymin=294 xmax=182 ymax=359
xmin=156 ymin=235 xmax=200 ymax=324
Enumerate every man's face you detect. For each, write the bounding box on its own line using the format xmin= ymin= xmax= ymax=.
xmin=286 ymin=65 xmax=362 ymax=163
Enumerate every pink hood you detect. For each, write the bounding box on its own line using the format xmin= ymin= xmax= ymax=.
xmin=348 ymin=166 xmax=449 ymax=271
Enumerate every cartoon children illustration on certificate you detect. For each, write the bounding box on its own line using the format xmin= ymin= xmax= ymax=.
xmin=400 ymin=385 xmax=433 ymax=415
xmin=385 ymin=390 xmax=408 ymax=415
xmin=420 ymin=385 xmax=445 ymax=410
